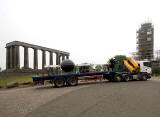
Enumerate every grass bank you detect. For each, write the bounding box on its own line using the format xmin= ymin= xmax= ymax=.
xmin=0 ymin=75 xmax=33 ymax=87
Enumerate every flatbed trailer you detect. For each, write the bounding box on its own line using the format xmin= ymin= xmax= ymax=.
xmin=32 ymin=70 xmax=151 ymax=88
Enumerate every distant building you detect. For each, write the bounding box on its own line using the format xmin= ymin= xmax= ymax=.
xmin=136 ymin=22 xmax=154 ymax=60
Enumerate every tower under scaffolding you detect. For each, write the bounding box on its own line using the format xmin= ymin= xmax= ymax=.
xmin=131 ymin=50 xmax=160 ymax=68
xmin=136 ymin=22 xmax=154 ymax=60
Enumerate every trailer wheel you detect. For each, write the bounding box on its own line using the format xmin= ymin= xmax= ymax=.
xmin=67 ymin=77 xmax=78 ymax=86
xmin=54 ymin=78 xmax=65 ymax=88
xmin=114 ymin=74 xmax=121 ymax=82
xmin=123 ymin=75 xmax=130 ymax=82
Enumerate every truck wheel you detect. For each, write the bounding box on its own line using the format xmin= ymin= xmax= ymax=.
xmin=140 ymin=75 xmax=147 ymax=81
xmin=108 ymin=79 xmax=113 ymax=82
xmin=123 ymin=75 xmax=130 ymax=82
xmin=114 ymin=75 xmax=121 ymax=82
xmin=54 ymin=78 xmax=65 ymax=88
xmin=67 ymin=77 xmax=78 ymax=86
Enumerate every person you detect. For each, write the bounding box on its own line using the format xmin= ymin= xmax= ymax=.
xmin=118 ymin=65 xmax=122 ymax=71
xmin=109 ymin=58 xmax=117 ymax=71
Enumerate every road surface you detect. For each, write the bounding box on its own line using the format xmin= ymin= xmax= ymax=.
xmin=26 ymin=80 xmax=160 ymax=117
xmin=0 ymin=80 xmax=160 ymax=117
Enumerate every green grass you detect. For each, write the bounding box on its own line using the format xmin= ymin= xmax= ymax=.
xmin=0 ymin=75 xmax=33 ymax=87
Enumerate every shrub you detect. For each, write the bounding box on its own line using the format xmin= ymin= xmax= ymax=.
xmin=152 ymin=67 xmax=160 ymax=76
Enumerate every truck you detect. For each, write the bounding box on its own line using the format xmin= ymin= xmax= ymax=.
xmin=32 ymin=57 xmax=152 ymax=88
xmin=104 ymin=57 xmax=152 ymax=82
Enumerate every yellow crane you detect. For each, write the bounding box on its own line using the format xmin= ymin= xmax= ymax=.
xmin=124 ymin=57 xmax=139 ymax=73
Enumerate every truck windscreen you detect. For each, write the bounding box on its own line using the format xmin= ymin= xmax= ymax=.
xmin=143 ymin=62 xmax=152 ymax=67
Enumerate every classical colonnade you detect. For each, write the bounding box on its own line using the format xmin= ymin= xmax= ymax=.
xmin=6 ymin=41 xmax=69 ymax=70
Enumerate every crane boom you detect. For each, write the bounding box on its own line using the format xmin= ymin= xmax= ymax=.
xmin=124 ymin=57 xmax=139 ymax=73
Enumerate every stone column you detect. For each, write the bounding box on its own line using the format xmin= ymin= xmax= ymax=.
xmin=59 ymin=55 xmax=61 ymax=64
xmin=34 ymin=49 xmax=38 ymax=69
xmin=56 ymin=53 xmax=59 ymax=65
xmin=49 ymin=52 xmax=53 ymax=65
xmin=24 ymin=46 xmax=29 ymax=69
xmin=9 ymin=46 xmax=13 ymax=69
xmin=62 ymin=55 xmax=65 ymax=61
xmin=66 ymin=55 xmax=69 ymax=59
xmin=13 ymin=46 xmax=17 ymax=68
xmin=42 ymin=50 xmax=46 ymax=69
xmin=15 ymin=46 xmax=20 ymax=69
xmin=6 ymin=47 xmax=10 ymax=69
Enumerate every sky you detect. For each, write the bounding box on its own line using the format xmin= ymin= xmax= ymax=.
xmin=0 ymin=0 xmax=160 ymax=70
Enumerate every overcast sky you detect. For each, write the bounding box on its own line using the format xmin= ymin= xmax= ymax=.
xmin=0 ymin=0 xmax=160 ymax=70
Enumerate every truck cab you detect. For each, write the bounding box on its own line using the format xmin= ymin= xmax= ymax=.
xmin=104 ymin=57 xmax=152 ymax=82
xmin=137 ymin=61 xmax=152 ymax=74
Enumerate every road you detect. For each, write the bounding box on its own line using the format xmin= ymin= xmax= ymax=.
xmin=26 ymin=80 xmax=160 ymax=117
xmin=0 ymin=84 xmax=88 ymax=117
xmin=0 ymin=80 xmax=160 ymax=117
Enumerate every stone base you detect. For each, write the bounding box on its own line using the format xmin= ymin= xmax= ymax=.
xmin=4 ymin=68 xmax=44 ymax=73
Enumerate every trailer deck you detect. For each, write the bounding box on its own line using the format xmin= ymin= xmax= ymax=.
xmin=32 ymin=71 xmax=118 ymax=80
xmin=32 ymin=71 xmax=119 ymax=87
xmin=32 ymin=69 xmax=150 ymax=87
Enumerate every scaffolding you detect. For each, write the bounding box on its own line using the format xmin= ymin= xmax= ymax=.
xmin=131 ymin=50 xmax=160 ymax=68
xmin=136 ymin=22 xmax=154 ymax=60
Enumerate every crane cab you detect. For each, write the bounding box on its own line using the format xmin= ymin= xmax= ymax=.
xmin=137 ymin=61 xmax=152 ymax=74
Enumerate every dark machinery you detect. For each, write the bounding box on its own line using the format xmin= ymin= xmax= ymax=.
xmin=33 ymin=58 xmax=151 ymax=88
xmin=61 ymin=59 xmax=75 ymax=72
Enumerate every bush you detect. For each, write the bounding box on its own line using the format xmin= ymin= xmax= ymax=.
xmin=152 ymin=67 xmax=160 ymax=76
xmin=95 ymin=65 xmax=102 ymax=72
xmin=108 ymin=55 xmax=127 ymax=71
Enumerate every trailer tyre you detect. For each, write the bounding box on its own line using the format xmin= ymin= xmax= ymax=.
xmin=114 ymin=74 xmax=121 ymax=82
xmin=67 ymin=77 xmax=78 ymax=86
xmin=54 ymin=78 xmax=65 ymax=88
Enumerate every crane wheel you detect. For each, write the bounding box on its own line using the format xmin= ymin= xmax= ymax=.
xmin=67 ymin=77 xmax=78 ymax=86
xmin=123 ymin=75 xmax=130 ymax=82
xmin=54 ymin=78 xmax=65 ymax=88
xmin=139 ymin=75 xmax=147 ymax=81
xmin=114 ymin=74 xmax=121 ymax=82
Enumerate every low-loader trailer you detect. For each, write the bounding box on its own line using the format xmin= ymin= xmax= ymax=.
xmin=32 ymin=57 xmax=152 ymax=88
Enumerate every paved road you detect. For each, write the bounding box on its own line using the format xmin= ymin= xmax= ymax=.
xmin=26 ymin=80 xmax=160 ymax=117
xmin=0 ymin=84 xmax=88 ymax=117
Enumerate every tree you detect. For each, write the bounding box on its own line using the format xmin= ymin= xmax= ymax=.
xmin=95 ymin=65 xmax=102 ymax=72
xmin=107 ymin=55 xmax=127 ymax=71
xmin=114 ymin=55 xmax=126 ymax=65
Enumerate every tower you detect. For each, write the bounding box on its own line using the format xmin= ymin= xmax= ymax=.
xmin=136 ymin=22 xmax=154 ymax=60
